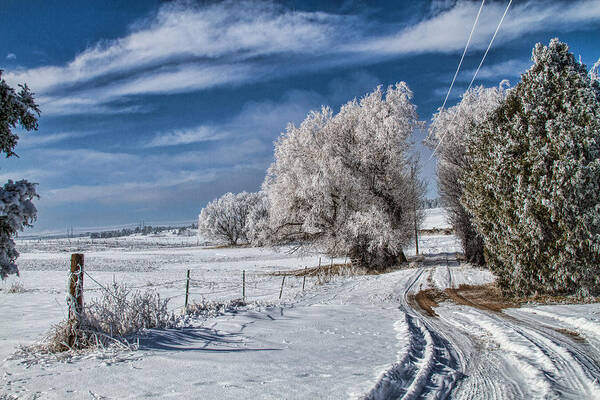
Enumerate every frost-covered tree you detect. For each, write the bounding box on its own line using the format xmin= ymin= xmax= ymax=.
xmin=0 ymin=70 xmax=40 ymax=279
xmin=590 ymin=58 xmax=600 ymax=86
xmin=265 ymin=83 xmax=422 ymax=270
xmin=198 ymin=191 xmax=263 ymax=245
xmin=245 ymin=191 xmax=271 ymax=246
xmin=426 ymin=84 xmax=508 ymax=265
xmin=463 ymin=39 xmax=600 ymax=296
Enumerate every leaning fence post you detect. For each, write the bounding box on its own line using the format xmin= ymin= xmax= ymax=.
xmin=302 ymin=267 xmax=307 ymax=291
xmin=185 ymin=269 xmax=190 ymax=310
xmin=279 ymin=276 xmax=286 ymax=299
xmin=68 ymin=253 xmax=84 ymax=346
xmin=242 ymin=270 xmax=246 ymax=301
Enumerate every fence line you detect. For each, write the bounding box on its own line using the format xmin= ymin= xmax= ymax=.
xmin=66 ymin=253 xmax=348 ymax=314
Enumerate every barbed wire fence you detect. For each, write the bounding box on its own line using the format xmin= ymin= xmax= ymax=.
xmin=65 ymin=253 xmax=348 ymax=318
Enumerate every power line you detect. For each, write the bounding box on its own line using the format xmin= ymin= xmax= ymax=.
xmin=466 ymin=0 xmax=513 ymax=92
xmin=440 ymin=0 xmax=486 ymax=112
xmin=431 ymin=0 xmax=513 ymax=159
xmin=426 ymin=0 xmax=485 ymax=164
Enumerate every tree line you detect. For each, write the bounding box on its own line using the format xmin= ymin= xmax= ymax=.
xmin=89 ymin=224 xmax=196 ymax=239
xmin=2 ymin=38 xmax=599 ymax=298
xmin=199 ymin=39 xmax=600 ymax=297
xmin=428 ymin=39 xmax=600 ymax=297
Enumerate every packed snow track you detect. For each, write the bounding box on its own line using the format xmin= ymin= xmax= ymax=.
xmin=365 ymin=253 xmax=600 ymax=400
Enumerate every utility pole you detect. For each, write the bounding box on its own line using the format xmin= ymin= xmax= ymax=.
xmin=411 ymin=160 xmax=419 ymax=256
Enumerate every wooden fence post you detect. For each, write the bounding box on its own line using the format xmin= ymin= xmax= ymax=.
xmin=68 ymin=253 xmax=84 ymax=346
xmin=185 ymin=269 xmax=190 ymax=310
xmin=279 ymin=276 xmax=286 ymax=299
xmin=242 ymin=270 xmax=246 ymax=301
xmin=302 ymin=267 xmax=307 ymax=291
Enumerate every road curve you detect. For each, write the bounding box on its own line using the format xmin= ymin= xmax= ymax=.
xmin=364 ymin=254 xmax=600 ymax=400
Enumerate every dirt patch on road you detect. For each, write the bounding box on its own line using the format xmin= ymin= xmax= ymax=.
xmin=445 ymin=284 xmax=518 ymax=312
xmin=411 ymin=284 xmax=592 ymax=345
xmin=554 ymin=328 xmax=585 ymax=343
xmin=409 ymin=289 xmax=443 ymax=317
xmin=411 ymin=284 xmax=518 ymax=316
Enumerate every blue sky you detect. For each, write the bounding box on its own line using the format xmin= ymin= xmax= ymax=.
xmin=1 ymin=0 xmax=599 ymax=233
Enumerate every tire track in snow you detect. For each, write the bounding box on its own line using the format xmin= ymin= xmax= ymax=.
xmin=364 ymin=254 xmax=600 ymax=399
xmin=365 ymin=267 xmax=464 ymax=400
xmin=509 ymin=309 xmax=600 ymax=393
xmin=517 ymin=308 xmax=600 ymax=347
xmin=448 ymin=308 xmax=600 ymax=399
xmin=443 ymin=266 xmax=600 ymax=399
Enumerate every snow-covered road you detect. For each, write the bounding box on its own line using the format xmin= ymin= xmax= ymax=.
xmin=365 ymin=255 xmax=600 ymax=400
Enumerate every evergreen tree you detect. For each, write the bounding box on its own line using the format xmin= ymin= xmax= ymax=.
xmin=463 ymin=39 xmax=600 ymax=296
xmin=0 ymin=70 xmax=40 ymax=279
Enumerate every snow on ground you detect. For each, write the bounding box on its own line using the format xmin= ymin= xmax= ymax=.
xmin=2 ymin=212 xmax=600 ymax=399
xmin=420 ymin=208 xmax=450 ymax=230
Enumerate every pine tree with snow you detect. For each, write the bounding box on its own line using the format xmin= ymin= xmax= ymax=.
xmin=427 ymin=84 xmax=508 ymax=265
xmin=462 ymin=39 xmax=600 ymax=296
xmin=0 ymin=70 xmax=40 ymax=279
xmin=264 ymin=83 xmax=423 ymax=270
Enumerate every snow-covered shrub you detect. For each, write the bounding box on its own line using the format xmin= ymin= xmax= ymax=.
xmin=426 ymin=85 xmax=508 ymax=265
xmin=29 ymin=281 xmax=173 ymax=353
xmin=6 ymin=281 xmax=25 ymax=293
xmin=84 ymin=281 xmax=173 ymax=337
xmin=463 ymin=39 xmax=600 ymax=296
xmin=185 ymin=298 xmax=247 ymax=319
xmin=0 ymin=71 xmax=40 ymax=279
xmin=198 ymin=191 xmax=263 ymax=245
xmin=265 ymin=83 xmax=422 ymax=270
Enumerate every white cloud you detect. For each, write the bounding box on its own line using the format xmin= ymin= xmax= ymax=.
xmin=434 ymin=59 xmax=531 ymax=101
xmin=433 ymin=84 xmax=466 ymax=101
xmin=6 ymin=53 xmax=16 ymax=60
xmin=0 ymin=168 xmax=52 ymax=183
xmin=4 ymin=1 xmax=350 ymax=94
xmin=32 ymin=63 xmax=267 ymax=116
xmin=18 ymin=131 xmax=97 ymax=148
xmin=106 ymin=63 xmax=263 ymax=97
xmin=41 ymin=172 xmax=217 ymax=206
xmin=348 ymin=0 xmax=600 ymax=56
xmin=459 ymin=58 xmax=532 ymax=83
xmin=5 ymin=0 xmax=599 ymax=116
xmin=145 ymin=126 xmax=226 ymax=148
xmin=39 ymin=95 xmax=149 ymax=116
xmin=145 ymin=85 xmax=328 ymax=149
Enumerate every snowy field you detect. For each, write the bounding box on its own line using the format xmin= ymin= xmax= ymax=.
xmin=420 ymin=207 xmax=451 ymax=230
xmin=2 ymin=208 xmax=600 ymax=399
